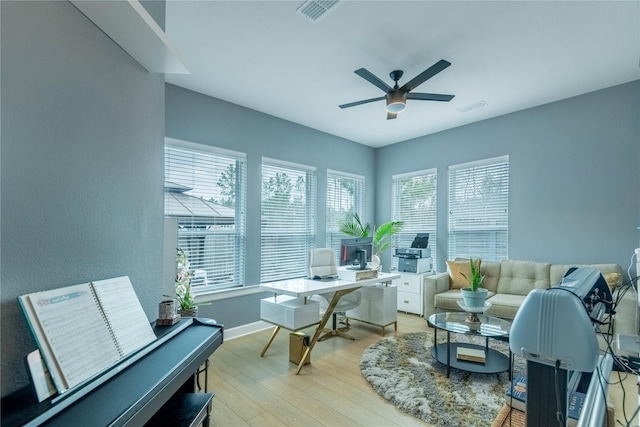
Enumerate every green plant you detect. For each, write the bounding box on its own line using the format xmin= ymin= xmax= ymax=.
xmin=339 ymin=213 xmax=370 ymax=238
xmin=461 ymin=258 xmax=484 ymax=291
xmin=339 ymin=213 xmax=403 ymax=256
xmin=372 ymin=220 xmax=404 ymax=255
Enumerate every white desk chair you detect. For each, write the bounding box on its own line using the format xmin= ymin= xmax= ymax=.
xmin=309 ymin=248 xmax=362 ymax=341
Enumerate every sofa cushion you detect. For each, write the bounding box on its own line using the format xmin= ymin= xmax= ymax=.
xmin=479 ymin=261 xmax=501 ymax=293
xmin=484 ymin=293 xmax=527 ymax=320
xmin=496 ymin=260 xmax=551 ymax=296
xmin=434 ymin=288 xmax=496 ymax=312
xmin=446 ymin=259 xmax=481 ymax=289
xmin=550 ymin=264 xmax=623 ymax=288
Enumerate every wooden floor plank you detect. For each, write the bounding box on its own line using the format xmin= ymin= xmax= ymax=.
xmin=206 ymin=312 xmax=429 ymax=426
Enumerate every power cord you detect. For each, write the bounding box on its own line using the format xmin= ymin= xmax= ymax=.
xmin=626 ymin=252 xmax=639 ymax=334
xmin=598 ymin=273 xmax=640 ymax=427
xmin=554 ymin=359 xmax=565 ymax=427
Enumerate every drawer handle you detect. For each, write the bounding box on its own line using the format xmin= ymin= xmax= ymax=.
xmin=403 ymin=300 xmax=410 ymax=304
xmin=403 ymin=282 xmax=410 ymax=285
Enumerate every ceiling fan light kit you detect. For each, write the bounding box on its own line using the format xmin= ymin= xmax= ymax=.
xmin=339 ymin=60 xmax=455 ymax=120
xmin=386 ymin=91 xmax=407 ymax=113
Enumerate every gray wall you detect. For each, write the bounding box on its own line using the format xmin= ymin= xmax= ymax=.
xmin=1 ymin=1 xmax=165 ymax=396
xmin=376 ymin=80 xmax=640 ymax=273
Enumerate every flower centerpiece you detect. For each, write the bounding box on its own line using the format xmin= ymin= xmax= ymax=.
xmin=174 ymin=248 xmax=200 ymax=317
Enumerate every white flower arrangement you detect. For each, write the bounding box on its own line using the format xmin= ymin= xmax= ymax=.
xmin=175 ymin=248 xmax=197 ymax=310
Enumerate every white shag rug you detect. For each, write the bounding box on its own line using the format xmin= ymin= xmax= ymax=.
xmin=360 ymin=331 xmax=524 ymax=427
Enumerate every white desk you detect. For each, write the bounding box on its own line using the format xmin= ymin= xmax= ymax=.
xmin=259 ymin=272 xmax=399 ymax=374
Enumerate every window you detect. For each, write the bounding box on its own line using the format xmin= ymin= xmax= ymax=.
xmin=448 ymin=156 xmax=509 ymax=262
xmin=326 ymin=170 xmax=365 ymax=261
xmin=392 ymin=169 xmax=438 ymax=267
xmin=261 ymin=158 xmax=316 ymax=282
xmin=164 ymin=140 xmax=247 ymax=292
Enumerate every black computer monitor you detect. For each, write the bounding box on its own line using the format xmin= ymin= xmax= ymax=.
xmin=340 ymin=237 xmax=373 ymax=270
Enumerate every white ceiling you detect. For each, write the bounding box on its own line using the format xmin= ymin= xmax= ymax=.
xmin=164 ymin=0 xmax=640 ymax=148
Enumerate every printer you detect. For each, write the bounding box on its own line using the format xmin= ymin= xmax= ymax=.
xmin=392 ymin=233 xmax=432 ymax=274
xmin=393 ymin=248 xmax=432 ymax=273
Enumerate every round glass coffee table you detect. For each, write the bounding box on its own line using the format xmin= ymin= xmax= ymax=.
xmin=427 ymin=312 xmax=511 ymax=378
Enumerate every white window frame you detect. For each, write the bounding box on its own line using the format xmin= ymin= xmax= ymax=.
xmin=448 ymin=155 xmax=509 ymax=262
xmin=392 ymin=168 xmax=438 ymax=267
xmin=261 ymin=157 xmax=317 ymax=282
xmin=164 ymin=139 xmax=247 ymax=293
xmin=326 ymin=169 xmax=365 ymax=263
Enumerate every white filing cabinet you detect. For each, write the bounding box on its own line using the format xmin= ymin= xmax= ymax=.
xmin=394 ymin=272 xmax=432 ymax=316
xmin=346 ymin=283 xmax=397 ymax=335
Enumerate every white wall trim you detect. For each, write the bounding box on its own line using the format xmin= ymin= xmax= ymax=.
xmin=194 ymin=285 xmax=264 ymax=304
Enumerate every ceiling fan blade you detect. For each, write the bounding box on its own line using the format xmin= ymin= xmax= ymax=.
xmin=400 ymin=59 xmax=451 ymax=92
xmin=387 ymin=112 xmax=397 ymax=120
xmin=339 ymin=96 xmax=385 ymax=109
xmin=407 ymin=93 xmax=455 ymax=102
xmin=354 ymin=68 xmax=392 ymax=92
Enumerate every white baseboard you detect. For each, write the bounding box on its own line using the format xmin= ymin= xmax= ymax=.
xmin=224 ymin=320 xmax=273 ymax=340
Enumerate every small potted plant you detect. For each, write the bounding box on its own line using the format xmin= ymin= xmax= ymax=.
xmin=459 ymin=258 xmax=487 ymax=309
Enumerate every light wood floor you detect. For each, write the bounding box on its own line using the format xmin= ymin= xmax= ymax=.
xmin=205 ymin=312 xmax=433 ymax=427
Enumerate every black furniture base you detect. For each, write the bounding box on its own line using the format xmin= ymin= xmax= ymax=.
xmin=431 ymin=342 xmax=510 ymax=377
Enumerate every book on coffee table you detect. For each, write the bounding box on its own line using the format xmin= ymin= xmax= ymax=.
xmin=456 ymin=346 xmax=486 ymax=363
xmin=505 ymin=375 xmax=527 ymax=411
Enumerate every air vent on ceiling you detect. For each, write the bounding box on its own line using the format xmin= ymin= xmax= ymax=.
xmin=457 ymin=101 xmax=488 ymax=113
xmin=296 ymin=0 xmax=340 ymax=21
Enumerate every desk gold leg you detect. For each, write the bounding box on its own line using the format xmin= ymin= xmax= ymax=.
xmin=295 ymin=287 xmax=360 ymax=375
xmin=260 ymin=326 xmax=281 ymax=357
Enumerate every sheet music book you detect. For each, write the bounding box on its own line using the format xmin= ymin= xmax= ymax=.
xmin=18 ymin=276 xmax=156 ymax=393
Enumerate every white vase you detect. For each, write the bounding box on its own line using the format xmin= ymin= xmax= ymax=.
xmin=460 ymin=287 xmax=487 ymax=309
xmin=369 ymin=254 xmax=381 ymax=272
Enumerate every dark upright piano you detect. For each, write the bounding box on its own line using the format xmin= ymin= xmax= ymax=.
xmin=1 ymin=318 xmax=223 ymax=426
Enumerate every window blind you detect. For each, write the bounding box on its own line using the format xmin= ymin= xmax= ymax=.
xmin=164 ymin=142 xmax=247 ymax=292
xmin=448 ymin=156 xmax=509 ymax=262
xmin=392 ymin=169 xmax=438 ymax=267
xmin=326 ymin=170 xmax=365 ymax=263
xmin=261 ymin=158 xmax=316 ymax=282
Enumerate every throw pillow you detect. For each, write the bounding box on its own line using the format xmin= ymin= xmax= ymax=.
xmin=604 ymin=272 xmax=621 ymax=289
xmin=446 ymin=259 xmax=481 ymax=289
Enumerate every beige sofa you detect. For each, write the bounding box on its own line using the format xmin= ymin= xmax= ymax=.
xmin=423 ymin=259 xmax=637 ymax=337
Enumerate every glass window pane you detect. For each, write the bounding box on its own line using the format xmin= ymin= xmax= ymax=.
xmin=448 ymin=157 xmax=509 ymax=262
xmin=261 ymin=159 xmax=316 ymax=282
xmin=165 ymin=144 xmax=247 ymax=292
xmin=326 ymin=170 xmax=365 ymax=263
xmin=392 ymin=169 xmax=437 ymax=267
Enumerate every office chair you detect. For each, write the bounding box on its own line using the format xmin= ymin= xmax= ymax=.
xmin=308 ymin=248 xmax=362 ymax=341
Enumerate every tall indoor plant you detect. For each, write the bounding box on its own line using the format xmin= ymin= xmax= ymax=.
xmin=339 ymin=213 xmax=403 ymax=268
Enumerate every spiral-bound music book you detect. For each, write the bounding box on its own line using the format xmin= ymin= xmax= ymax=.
xmin=18 ymin=276 xmax=156 ymax=393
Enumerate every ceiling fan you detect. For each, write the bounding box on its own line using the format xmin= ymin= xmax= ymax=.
xmin=339 ymin=59 xmax=455 ymax=120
